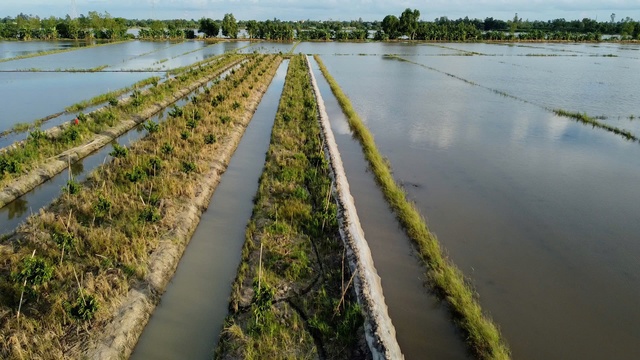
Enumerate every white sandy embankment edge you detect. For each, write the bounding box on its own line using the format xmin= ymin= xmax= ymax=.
xmin=0 ymin=58 xmax=244 ymax=210
xmin=305 ymin=56 xmax=404 ymax=360
xmin=85 ymin=58 xmax=283 ymax=359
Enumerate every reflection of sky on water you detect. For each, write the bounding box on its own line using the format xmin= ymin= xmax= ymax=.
xmin=319 ymin=51 xmax=640 ymax=360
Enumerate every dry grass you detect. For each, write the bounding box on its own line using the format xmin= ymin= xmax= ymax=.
xmin=0 ymin=54 xmax=282 ymax=359
xmin=216 ymin=55 xmax=367 ymax=360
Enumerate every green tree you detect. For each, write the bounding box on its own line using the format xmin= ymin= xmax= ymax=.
xmin=198 ymin=17 xmax=219 ymax=37
xmin=399 ymin=8 xmax=420 ymax=40
xmin=381 ymin=15 xmax=400 ymax=39
xmin=222 ymin=13 xmax=238 ymax=38
xmin=246 ymin=20 xmax=259 ymax=39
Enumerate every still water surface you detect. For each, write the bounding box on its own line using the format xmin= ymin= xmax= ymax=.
xmin=314 ymin=46 xmax=640 ymax=359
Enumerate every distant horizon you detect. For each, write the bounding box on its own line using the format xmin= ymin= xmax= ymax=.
xmin=2 ymin=0 xmax=639 ymax=23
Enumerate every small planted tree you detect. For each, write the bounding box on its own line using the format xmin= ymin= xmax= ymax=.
xmin=67 ymin=290 xmax=99 ymax=322
xmin=12 ymin=255 xmax=54 ymax=297
xmin=109 ymin=143 xmax=128 ymax=158
xmin=143 ymin=120 xmax=159 ymax=133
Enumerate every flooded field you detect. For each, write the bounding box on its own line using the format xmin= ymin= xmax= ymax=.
xmin=308 ymin=43 xmax=640 ymax=359
xmin=1 ymin=40 xmax=639 ymax=359
xmin=0 ymin=40 xmax=91 ymax=59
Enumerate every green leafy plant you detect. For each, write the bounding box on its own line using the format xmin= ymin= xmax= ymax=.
xmin=169 ymin=105 xmax=184 ymax=118
xmin=125 ymin=166 xmax=146 ymax=183
xmin=67 ymin=291 xmax=99 ymax=321
xmin=143 ymin=120 xmax=159 ymax=133
xmin=181 ymin=161 xmax=196 ymax=174
xmin=109 ymin=143 xmax=128 ymax=158
xmin=64 ymin=179 xmax=81 ymax=195
xmin=93 ymin=195 xmax=112 ymax=220
xmin=12 ymin=256 xmax=53 ymax=293
xmin=161 ymin=142 xmax=174 ymax=155
xmin=204 ymin=133 xmax=216 ymax=144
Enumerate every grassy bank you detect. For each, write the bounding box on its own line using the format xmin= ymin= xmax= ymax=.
xmin=216 ymin=54 xmax=366 ymax=359
xmin=314 ymin=55 xmax=510 ymax=359
xmin=0 ymin=52 xmax=243 ymax=189
xmin=0 ymin=54 xmax=281 ymax=359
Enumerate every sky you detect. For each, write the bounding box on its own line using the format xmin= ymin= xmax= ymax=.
xmin=3 ymin=0 xmax=640 ymax=22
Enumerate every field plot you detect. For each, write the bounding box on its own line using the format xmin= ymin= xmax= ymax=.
xmin=313 ymin=43 xmax=640 ymax=359
xmin=0 ymin=40 xmax=639 ymax=360
xmin=0 ymin=41 xmax=251 ymax=133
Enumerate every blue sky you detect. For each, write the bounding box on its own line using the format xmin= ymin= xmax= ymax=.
xmin=4 ymin=0 xmax=640 ymax=22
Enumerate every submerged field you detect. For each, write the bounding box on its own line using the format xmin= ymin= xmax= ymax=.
xmin=0 ymin=39 xmax=639 ymax=359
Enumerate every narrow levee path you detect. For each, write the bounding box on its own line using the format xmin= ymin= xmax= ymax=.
xmin=309 ymin=57 xmax=470 ymax=360
xmin=130 ymin=60 xmax=289 ymax=359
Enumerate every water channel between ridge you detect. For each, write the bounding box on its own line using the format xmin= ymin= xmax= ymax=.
xmin=310 ymin=58 xmax=470 ymax=359
xmin=130 ymin=59 xmax=289 ymax=359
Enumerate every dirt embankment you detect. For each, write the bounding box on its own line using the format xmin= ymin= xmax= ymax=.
xmin=0 ymin=59 xmax=243 ymax=210
xmin=305 ymin=56 xmax=403 ymax=359
xmin=85 ymin=58 xmax=283 ymax=359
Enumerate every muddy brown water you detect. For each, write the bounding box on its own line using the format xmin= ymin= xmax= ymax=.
xmin=130 ymin=60 xmax=288 ymax=359
xmin=310 ymin=57 xmax=471 ymax=359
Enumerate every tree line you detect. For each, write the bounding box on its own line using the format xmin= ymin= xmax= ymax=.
xmin=1 ymin=10 xmax=639 ymax=41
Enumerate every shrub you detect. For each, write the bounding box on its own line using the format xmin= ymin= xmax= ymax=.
xmin=161 ymin=142 xmax=174 ymax=155
xmin=139 ymin=206 xmax=161 ymax=223
xmin=125 ymin=166 xmax=146 ymax=183
xmin=186 ymin=118 xmax=198 ymax=130
xmin=181 ymin=161 xmax=196 ymax=174
xmin=0 ymin=156 xmax=22 ymax=175
xmin=109 ymin=143 xmax=128 ymax=158
xmin=131 ymin=90 xmax=143 ymax=107
xmin=67 ymin=292 xmax=99 ymax=321
xmin=12 ymin=256 xmax=53 ymax=292
xmin=28 ymin=129 xmax=47 ymax=144
xmin=60 ymin=126 xmax=80 ymax=144
xmin=93 ymin=195 xmax=112 ymax=219
xmin=143 ymin=120 xmax=159 ymax=133
xmin=169 ymin=105 xmax=184 ymax=118
xmin=64 ymin=179 xmax=81 ymax=195
xmin=145 ymin=157 xmax=162 ymax=176
xmin=204 ymin=133 xmax=216 ymax=144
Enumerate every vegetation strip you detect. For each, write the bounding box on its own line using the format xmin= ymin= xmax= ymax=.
xmin=217 ymin=54 xmax=368 ymax=359
xmin=314 ymin=55 xmax=510 ymax=359
xmin=0 ymin=55 xmax=244 ymax=209
xmin=306 ymin=55 xmax=402 ymax=359
xmin=0 ymin=54 xmax=280 ymax=359
xmin=390 ymin=55 xmax=639 ymax=143
xmin=64 ymin=76 xmax=161 ymax=112
xmin=552 ymin=109 xmax=637 ymax=141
